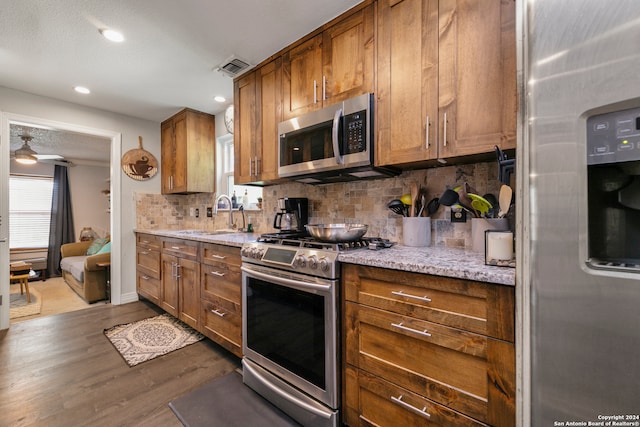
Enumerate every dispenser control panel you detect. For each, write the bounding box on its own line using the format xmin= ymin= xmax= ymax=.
xmin=587 ymin=107 xmax=640 ymax=165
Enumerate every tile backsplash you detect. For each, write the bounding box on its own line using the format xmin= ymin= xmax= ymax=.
xmin=135 ymin=161 xmax=513 ymax=249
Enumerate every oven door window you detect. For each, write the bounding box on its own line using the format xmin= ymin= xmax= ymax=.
xmin=246 ymin=276 xmax=326 ymax=389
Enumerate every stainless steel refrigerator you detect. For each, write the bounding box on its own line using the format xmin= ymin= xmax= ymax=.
xmin=522 ymin=0 xmax=640 ymax=425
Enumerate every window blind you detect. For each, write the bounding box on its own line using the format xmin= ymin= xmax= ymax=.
xmin=9 ymin=175 xmax=54 ymax=249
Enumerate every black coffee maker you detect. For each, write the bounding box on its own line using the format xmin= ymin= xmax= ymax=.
xmin=273 ymin=197 xmax=309 ymax=233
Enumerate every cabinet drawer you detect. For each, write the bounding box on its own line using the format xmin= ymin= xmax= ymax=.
xmin=201 ymin=299 xmax=242 ymax=357
xmin=201 ymin=243 xmax=241 ymax=267
xmin=136 ymin=233 xmax=161 ymax=250
xmin=162 ymin=238 xmax=199 ymax=258
xmin=345 ymin=302 xmax=515 ymax=424
xmin=201 ymin=266 xmax=241 ymax=313
xmin=137 ymin=272 xmax=161 ymax=305
xmin=343 ymin=264 xmax=514 ymax=341
xmin=344 ymin=366 xmax=485 ymax=427
xmin=136 ymin=247 xmax=160 ymax=279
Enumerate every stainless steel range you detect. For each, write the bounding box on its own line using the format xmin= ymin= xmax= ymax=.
xmin=240 ymin=233 xmax=392 ymax=427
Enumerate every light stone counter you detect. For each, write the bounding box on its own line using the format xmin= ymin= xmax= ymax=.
xmin=135 ymin=230 xmax=515 ymax=286
xmin=135 ymin=229 xmax=259 ymax=248
xmin=338 ymin=245 xmax=515 ymax=286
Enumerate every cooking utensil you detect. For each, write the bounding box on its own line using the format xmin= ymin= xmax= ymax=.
xmin=458 ymin=183 xmax=479 ymax=217
xmin=426 ymin=198 xmax=440 ymax=216
xmin=467 ymin=193 xmax=493 ymax=216
xmin=387 ymin=199 xmax=406 ymax=216
xmin=483 ymin=193 xmax=498 ymax=217
xmin=417 ymin=194 xmax=426 ymax=217
xmin=498 ymin=185 xmax=513 ymax=218
xmin=305 ymin=223 xmax=368 ymax=242
xmin=439 ymin=189 xmax=460 ymax=206
xmin=410 ymin=182 xmax=419 ymax=217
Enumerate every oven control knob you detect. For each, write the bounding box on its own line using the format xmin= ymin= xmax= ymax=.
xmin=241 ymin=247 xmax=251 ymax=257
xmin=318 ymin=257 xmax=330 ymax=272
xmin=255 ymin=248 xmax=265 ymax=259
xmin=294 ymin=255 xmax=307 ymax=268
xmin=308 ymin=255 xmax=318 ymax=269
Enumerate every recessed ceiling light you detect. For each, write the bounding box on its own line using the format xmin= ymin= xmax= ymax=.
xmin=100 ymin=28 xmax=125 ymax=43
xmin=74 ymin=86 xmax=91 ymax=94
xmin=214 ymin=96 xmax=226 ymax=103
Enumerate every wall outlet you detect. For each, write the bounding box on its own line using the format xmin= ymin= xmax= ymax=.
xmin=206 ymin=207 xmax=213 ymax=218
xmin=450 ymin=208 xmax=467 ymax=223
xmin=189 ymin=207 xmax=196 ymax=217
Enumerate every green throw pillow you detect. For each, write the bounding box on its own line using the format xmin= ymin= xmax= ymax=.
xmin=96 ymin=241 xmax=111 ymax=255
xmin=86 ymin=237 xmax=109 ymax=255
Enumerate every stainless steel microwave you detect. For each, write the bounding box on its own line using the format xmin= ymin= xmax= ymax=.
xmin=278 ymin=93 xmax=398 ymax=184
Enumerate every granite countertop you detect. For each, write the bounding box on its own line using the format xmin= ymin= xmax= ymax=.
xmin=135 ymin=229 xmax=515 ymax=286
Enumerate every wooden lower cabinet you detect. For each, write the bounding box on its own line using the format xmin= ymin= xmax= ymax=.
xmin=135 ymin=234 xmax=244 ymax=357
xmin=136 ymin=233 xmax=161 ymax=305
xmin=199 ymin=242 xmax=243 ymax=357
xmin=342 ymin=264 xmax=515 ymax=426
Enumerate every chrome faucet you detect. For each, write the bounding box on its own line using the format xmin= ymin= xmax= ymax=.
xmin=214 ymin=194 xmax=235 ymax=229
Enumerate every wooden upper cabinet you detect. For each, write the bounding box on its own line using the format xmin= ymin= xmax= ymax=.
xmin=376 ymin=0 xmax=516 ymax=167
xmin=282 ymin=3 xmax=374 ymax=120
xmin=234 ymin=58 xmax=282 ymax=185
xmin=234 ymin=72 xmax=257 ymax=185
xmin=161 ymin=108 xmax=215 ymax=194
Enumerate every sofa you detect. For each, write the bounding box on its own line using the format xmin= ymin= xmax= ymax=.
xmin=60 ymin=239 xmax=110 ymax=303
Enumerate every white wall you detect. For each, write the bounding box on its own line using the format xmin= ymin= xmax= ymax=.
xmin=0 ymin=86 xmax=162 ymax=328
xmin=68 ymin=164 xmax=111 ymax=238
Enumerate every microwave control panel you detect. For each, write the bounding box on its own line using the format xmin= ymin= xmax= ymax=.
xmin=344 ymin=110 xmax=367 ymax=154
xmin=587 ymin=106 xmax=640 ymax=165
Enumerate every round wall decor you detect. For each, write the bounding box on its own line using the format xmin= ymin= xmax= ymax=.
xmin=121 ymin=136 xmax=158 ymax=180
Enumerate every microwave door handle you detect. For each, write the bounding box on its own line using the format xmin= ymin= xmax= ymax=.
xmin=332 ymin=107 xmax=344 ymax=164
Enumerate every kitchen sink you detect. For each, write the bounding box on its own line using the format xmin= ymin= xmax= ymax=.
xmin=174 ymin=229 xmax=244 ymax=236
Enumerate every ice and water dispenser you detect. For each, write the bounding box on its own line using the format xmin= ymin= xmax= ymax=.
xmin=587 ymin=107 xmax=640 ymax=270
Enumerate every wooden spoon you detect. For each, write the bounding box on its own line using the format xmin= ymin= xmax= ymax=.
xmin=498 ymin=185 xmax=513 ymax=218
xmin=410 ymin=182 xmax=418 ymax=217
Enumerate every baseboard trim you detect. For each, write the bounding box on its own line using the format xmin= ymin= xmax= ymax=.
xmin=118 ymin=292 xmax=139 ymax=305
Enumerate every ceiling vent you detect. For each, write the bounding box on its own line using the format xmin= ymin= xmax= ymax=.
xmin=216 ymin=56 xmax=252 ymax=77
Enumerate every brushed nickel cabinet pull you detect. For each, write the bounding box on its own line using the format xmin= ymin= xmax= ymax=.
xmin=171 ymin=246 xmax=181 ymax=250
xmin=141 ymin=251 xmax=149 ymax=255
xmin=322 ymin=76 xmax=326 ymax=101
xmin=391 ymin=322 xmax=431 ymax=338
xmin=313 ymin=79 xmax=318 ymax=104
xmin=443 ymin=112 xmax=448 ymax=147
xmin=141 ymin=275 xmax=150 ymax=280
xmin=210 ymin=270 xmax=225 ymax=277
xmin=391 ymin=290 xmax=431 ymax=302
xmin=391 ymin=395 xmax=431 ymax=419
xmin=210 ymin=254 xmax=226 ymax=259
xmin=211 ymin=308 xmax=226 ymax=317
xmin=425 ymin=116 xmax=430 ymax=148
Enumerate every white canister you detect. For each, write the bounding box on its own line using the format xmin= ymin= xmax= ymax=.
xmin=402 ymin=217 xmax=431 ymax=247
xmin=471 ymin=218 xmax=509 ymax=252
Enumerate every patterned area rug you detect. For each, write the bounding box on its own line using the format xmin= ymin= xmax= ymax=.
xmin=104 ymin=314 xmax=205 ymax=367
xmin=10 ymin=288 xmax=42 ymax=319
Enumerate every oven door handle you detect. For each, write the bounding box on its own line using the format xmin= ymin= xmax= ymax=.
xmin=242 ymin=358 xmax=332 ymax=420
xmin=241 ymin=266 xmax=332 ymax=292
xmin=332 ymin=107 xmax=344 ymax=164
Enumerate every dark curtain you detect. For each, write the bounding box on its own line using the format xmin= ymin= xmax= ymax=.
xmin=47 ymin=165 xmax=75 ymax=277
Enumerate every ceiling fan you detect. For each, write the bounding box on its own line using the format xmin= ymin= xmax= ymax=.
xmin=12 ymin=134 xmax=74 ymax=167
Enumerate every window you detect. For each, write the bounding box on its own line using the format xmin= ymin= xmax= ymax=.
xmin=9 ymin=174 xmax=54 ymax=249
xmin=216 ymin=134 xmax=262 ymax=209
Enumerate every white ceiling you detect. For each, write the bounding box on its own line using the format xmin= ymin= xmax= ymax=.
xmin=1 ymin=0 xmax=363 ymax=123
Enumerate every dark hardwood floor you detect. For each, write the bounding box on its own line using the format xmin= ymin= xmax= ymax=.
xmin=0 ymin=300 xmax=240 ymax=426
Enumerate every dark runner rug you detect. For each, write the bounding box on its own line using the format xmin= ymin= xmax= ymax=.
xmin=169 ymin=371 xmax=301 ymax=427
xmin=104 ymin=313 xmax=204 ymax=367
